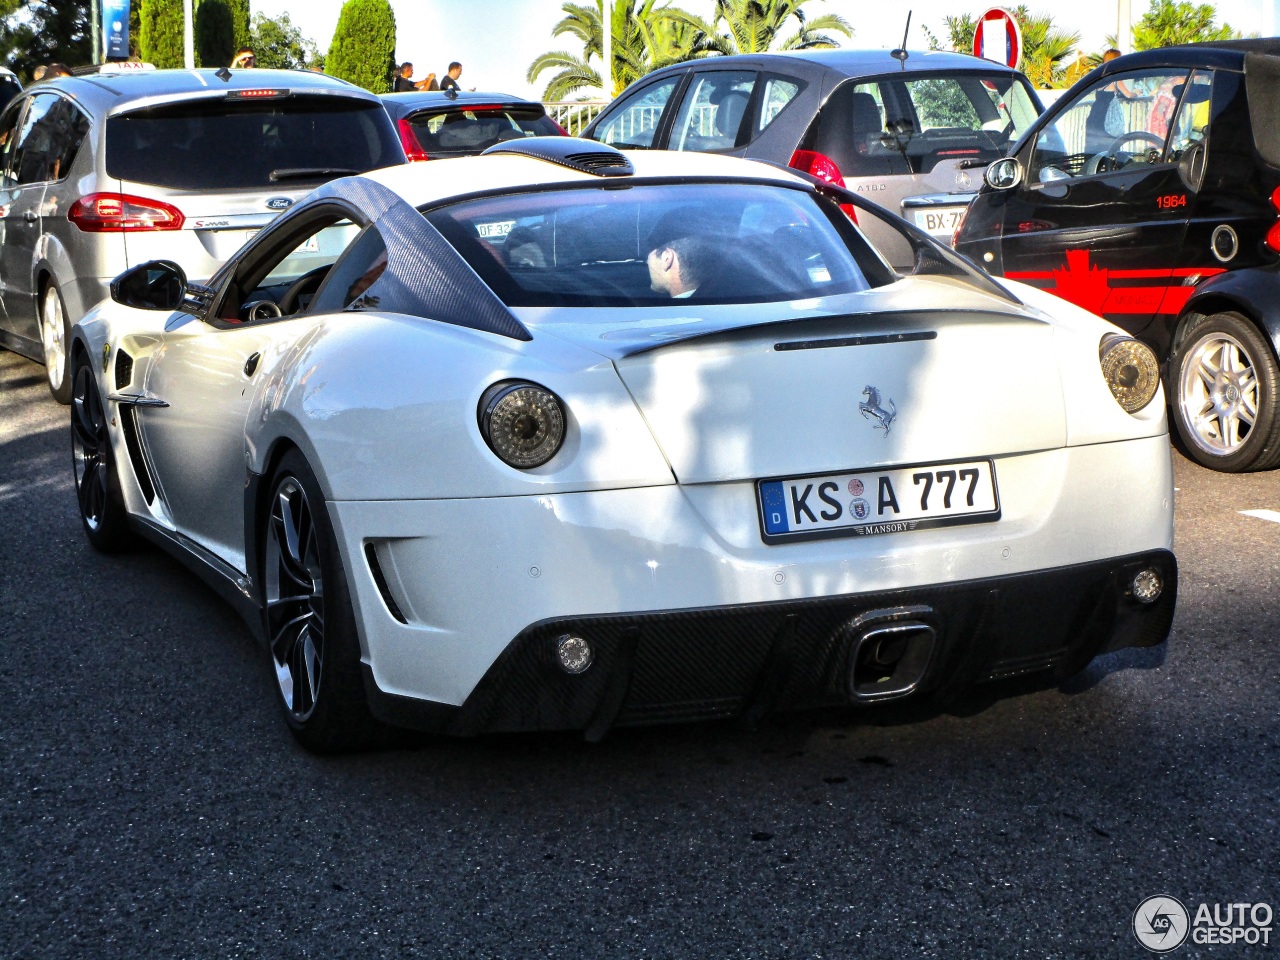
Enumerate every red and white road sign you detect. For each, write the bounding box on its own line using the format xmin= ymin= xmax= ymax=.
xmin=973 ymin=7 xmax=1023 ymax=70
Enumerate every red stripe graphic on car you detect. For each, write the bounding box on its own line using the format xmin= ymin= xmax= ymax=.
xmin=1006 ymin=249 xmax=1225 ymax=316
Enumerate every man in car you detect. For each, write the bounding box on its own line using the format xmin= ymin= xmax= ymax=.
xmin=646 ymin=212 xmax=725 ymax=299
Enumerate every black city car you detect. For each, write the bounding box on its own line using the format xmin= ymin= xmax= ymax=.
xmin=956 ymin=39 xmax=1280 ymax=472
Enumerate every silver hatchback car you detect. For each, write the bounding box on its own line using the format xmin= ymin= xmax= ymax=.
xmin=0 ymin=64 xmax=404 ymax=401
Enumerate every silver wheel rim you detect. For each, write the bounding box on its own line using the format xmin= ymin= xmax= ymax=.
xmin=1179 ymin=331 xmax=1260 ymax=457
xmin=70 ymin=364 xmax=109 ymax=530
xmin=40 ymin=286 xmax=66 ymax=391
xmin=265 ymin=476 xmax=325 ymax=721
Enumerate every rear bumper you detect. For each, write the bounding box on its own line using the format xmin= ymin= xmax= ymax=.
xmin=365 ymin=549 xmax=1176 ymax=736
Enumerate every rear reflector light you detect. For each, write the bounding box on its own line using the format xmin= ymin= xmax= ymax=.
xmin=1267 ymin=186 xmax=1280 ymax=253
xmin=397 ymin=118 xmax=429 ymax=162
xmin=68 ymin=193 xmax=185 ymax=232
xmin=790 ymin=149 xmax=857 ymax=224
xmin=226 ymin=88 xmax=288 ymax=100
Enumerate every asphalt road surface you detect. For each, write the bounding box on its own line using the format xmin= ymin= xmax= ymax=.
xmin=2 ymin=348 xmax=1277 ymax=958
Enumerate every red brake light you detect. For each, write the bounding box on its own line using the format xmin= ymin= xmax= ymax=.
xmin=789 ymin=149 xmax=857 ymax=224
xmin=68 ymin=193 xmax=184 ymax=232
xmin=226 ymin=88 xmax=289 ymax=100
xmin=1267 ymin=185 xmax=1280 ymax=253
xmin=397 ymin=118 xmax=429 ymax=162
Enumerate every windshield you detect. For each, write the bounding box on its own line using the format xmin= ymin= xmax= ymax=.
xmin=424 ymin=182 xmax=895 ymax=308
xmin=408 ymin=106 xmax=560 ymax=158
xmin=810 ymin=72 xmax=1040 ymax=177
xmin=106 ymin=95 xmax=402 ymax=189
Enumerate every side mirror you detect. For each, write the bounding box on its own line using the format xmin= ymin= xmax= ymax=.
xmin=984 ymin=157 xmax=1023 ymax=191
xmin=110 ymin=260 xmax=187 ymax=311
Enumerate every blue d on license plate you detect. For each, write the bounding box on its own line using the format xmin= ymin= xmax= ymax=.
xmin=757 ymin=459 xmax=999 ymax=543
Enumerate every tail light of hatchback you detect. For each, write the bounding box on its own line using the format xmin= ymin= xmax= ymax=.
xmin=68 ymin=193 xmax=185 ymax=232
xmin=789 ymin=150 xmax=857 ymax=224
xmin=1266 ymin=185 xmax=1280 ymax=253
xmin=397 ymin=119 xmax=430 ymax=162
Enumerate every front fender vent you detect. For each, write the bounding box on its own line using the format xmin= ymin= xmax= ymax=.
xmin=114 ymin=349 xmax=133 ymax=390
xmin=119 ymin=407 xmax=155 ymax=505
xmin=482 ymin=137 xmax=634 ymax=177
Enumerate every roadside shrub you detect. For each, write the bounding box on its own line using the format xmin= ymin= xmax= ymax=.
xmin=139 ymin=0 xmax=185 ymax=68
xmin=195 ymin=0 xmax=235 ymax=68
xmin=326 ymin=0 xmax=396 ymax=93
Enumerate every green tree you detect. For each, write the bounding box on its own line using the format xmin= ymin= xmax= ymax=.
xmin=326 ymin=0 xmax=396 ymax=93
xmin=251 ymin=12 xmax=322 ymax=70
xmin=922 ymin=14 xmax=975 ymax=52
xmin=229 ymin=0 xmax=251 ymax=49
xmin=1131 ymin=0 xmax=1234 ymax=48
xmin=195 ymin=0 xmax=235 ymax=68
xmin=683 ymin=0 xmax=852 ymax=56
xmin=140 ymin=0 xmax=185 ymax=68
xmin=528 ymin=0 xmax=701 ymax=100
xmin=1 ymin=0 xmax=93 ymax=79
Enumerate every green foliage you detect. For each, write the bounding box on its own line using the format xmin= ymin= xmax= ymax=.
xmin=140 ymin=0 xmax=185 ymax=68
xmin=195 ymin=0 xmax=235 ymax=68
xmin=1 ymin=0 xmax=93 ymax=80
xmin=1131 ymin=0 xmax=1235 ymax=48
xmin=229 ymin=0 xmax=251 ymax=49
xmin=251 ymin=12 xmax=322 ymax=70
xmin=688 ymin=0 xmax=853 ymax=55
xmin=529 ymin=0 xmax=701 ymax=100
xmin=1012 ymin=6 xmax=1081 ymax=88
xmin=327 ymin=0 xmax=396 ymax=93
xmin=922 ymin=15 xmax=975 ymax=52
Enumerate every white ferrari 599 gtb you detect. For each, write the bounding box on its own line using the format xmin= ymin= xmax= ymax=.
xmin=68 ymin=139 xmax=1176 ymax=751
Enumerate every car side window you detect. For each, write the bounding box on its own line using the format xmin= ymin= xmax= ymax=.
xmin=310 ymin=226 xmax=388 ymax=313
xmin=215 ymin=208 xmax=367 ymax=324
xmin=0 ymin=99 xmax=24 ymax=186
xmin=756 ymin=75 xmax=801 ymax=134
xmin=1166 ymin=70 xmax=1213 ymax=161
xmin=669 ymin=71 xmax=756 ymax=152
xmin=1030 ymin=69 xmax=1189 ymax=182
xmin=44 ymin=98 xmax=91 ymax=182
xmin=593 ymin=77 xmax=679 ymax=149
xmin=11 ymin=93 xmax=60 ymax=185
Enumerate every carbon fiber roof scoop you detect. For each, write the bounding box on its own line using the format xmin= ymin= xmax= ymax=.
xmin=482 ymin=136 xmax=634 ymax=177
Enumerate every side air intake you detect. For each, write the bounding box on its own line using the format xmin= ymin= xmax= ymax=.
xmin=114 ymin=349 xmax=134 ymax=389
xmin=482 ymin=136 xmax=634 ymax=177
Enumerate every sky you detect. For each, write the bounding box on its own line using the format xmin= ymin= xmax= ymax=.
xmin=252 ymin=0 xmax=1277 ymax=101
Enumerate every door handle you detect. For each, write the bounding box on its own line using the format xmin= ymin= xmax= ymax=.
xmin=243 ymin=352 xmax=261 ymax=377
xmin=22 ymin=211 xmax=37 ymax=223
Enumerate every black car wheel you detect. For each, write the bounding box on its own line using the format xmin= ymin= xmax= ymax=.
xmin=70 ymin=353 xmax=134 ymax=551
xmin=263 ymin=449 xmax=385 ymax=752
xmin=1173 ymin=311 xmax=1280 ymax=472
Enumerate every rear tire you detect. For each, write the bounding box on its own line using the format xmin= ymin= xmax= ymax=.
xmin=70 ymin=352 xmax=135 ymax=552
xmin=1172 ymin=311 xmax=1280 ymax=472
xmin=262 ymin=449 xmax=386 ymax=753
xmin=40 ymin=282 xmax=72 ymax=404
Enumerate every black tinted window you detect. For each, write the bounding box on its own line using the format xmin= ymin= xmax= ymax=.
xmin=409 ymin=106 xmax=559 ymax=158
xmin=14 ymin=94 xmax=85 ymax=184
xmin=106 ymin=96 xmax=402 ymax=189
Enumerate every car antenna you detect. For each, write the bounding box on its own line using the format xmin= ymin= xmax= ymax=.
xmin=890 ymin=11 xmax=912 ymax=67
xmin=215 ymin=66 xmax=232 ymax=82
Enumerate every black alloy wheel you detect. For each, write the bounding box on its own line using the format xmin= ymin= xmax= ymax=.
xmin=70 ymin=354 xmax=133 ymax=551
xmin=262 ymin=449 xmax=384 ymax=752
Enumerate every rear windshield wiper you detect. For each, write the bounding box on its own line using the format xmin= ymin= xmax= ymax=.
xmin=269 ymin=167 xmax=361 ymax=182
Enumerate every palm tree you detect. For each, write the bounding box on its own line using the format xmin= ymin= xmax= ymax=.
xmin=527 ymin=0 xmax=700 ymax=100
xmin=1012 ymin=7 xmax=1081 ymax=88
xmin=679 ymin=0 xmax=852 ymax=56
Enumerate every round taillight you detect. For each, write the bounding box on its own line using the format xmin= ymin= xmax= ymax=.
xmin=1099 ymin=334 xmax=1160 ymax=413
xmin=479 ymin=381 xmax=566 ymax=468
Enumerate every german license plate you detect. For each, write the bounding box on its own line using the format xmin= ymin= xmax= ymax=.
xmin=912 ymin=206 xmax=967 ymax=237
xmin=757 ymin=459 xmax=999 ymax=543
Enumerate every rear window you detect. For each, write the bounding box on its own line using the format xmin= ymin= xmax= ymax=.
xmin=424 ymin=182 xmax=889 ymax=308
xmin=106 ymin=95 xmax=402 ymax=189
xmin=807 ymin=73 xmax=1040 ymax=177
xmin=409 ymin=106 xmax=559 ymax=158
